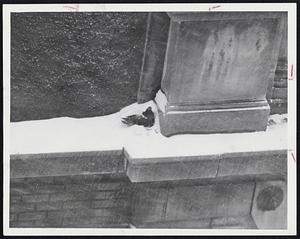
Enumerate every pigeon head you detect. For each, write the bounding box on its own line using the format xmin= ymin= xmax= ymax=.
xmin=142 ymin=107 xmax=153 ymax=117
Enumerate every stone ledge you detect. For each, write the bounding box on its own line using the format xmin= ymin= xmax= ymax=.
xmin=10 ymin=148 xmax=287 ymax=183
xmin=10 ymin=150 xmax=125 ymax=178
xmin=125 ymin=150 xmax=287 ymax=182
xmin=218 ymin=150 xmax=287 ymax=177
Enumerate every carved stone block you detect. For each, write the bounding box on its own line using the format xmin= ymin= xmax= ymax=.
xmin=158 ymin=12 xmax=286 ymax=136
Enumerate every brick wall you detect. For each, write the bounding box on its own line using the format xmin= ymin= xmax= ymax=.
xmin=268 ymin=17 xmax=287 ymax=115
xmin=10 ymin=174 xmax=131 ymax=228
xmin=269 ymin=57 xmax=288 ymax=114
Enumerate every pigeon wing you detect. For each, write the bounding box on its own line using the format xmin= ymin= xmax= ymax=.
xmin=122 ymin=114 xmax=145 ymax=126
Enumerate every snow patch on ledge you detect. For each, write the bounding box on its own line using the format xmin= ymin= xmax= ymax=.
xmin=154 ymin=89 xmax=167 ymax=113
xmin=10 ymin=100 xmax=287 ymax=158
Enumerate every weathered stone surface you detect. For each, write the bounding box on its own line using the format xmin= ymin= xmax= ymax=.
xmin=131 ymin=185 xmax=169 ymax=224
xmin=11 ymin=12 xmax=148 ymax=122
xmin=256 ymin=186 xmax=284 ymax=211
xmin=18 ymin=212 xmax=47 ymax=221
xmin=22 ymin=194 xmax=49 ymax=203
xmin=61 ymin=216 xmax=128 ymax=228
xmin=269 ymin=99 xmax=288 ymax=114
xmin=52 ymin=173 xmax=125 ymax=185
xmin=159 ymin=12 xmax=286 ymax=136
xmin=10 ymin=203 xmax=35 ymax=213
xmin=126 ymin=155 xmax=220 ymax=182
xmin=9 ymin=214 xmax=18 ymax=222
xmin=49 ymin=192 xmax=91 ymax=202
xmin=91 ymin=198 xmax=129 ymax=209
xmin=211 ymin=215 xmax=257 ymax=229
xmin=218 ymin=150 xmax=287 ymax=177
xmin=11 ymin=149 xmax=286 ymax=183
xmin=10 ymin=196 xmax=21 ymax=204
xmin=10 ymin=150 xmax=124 ymax=178
xmin=62 ymin=200 xmax=91 ymax=209
xmin=10 ymin=220 xmax=45 ymax=228
xmin=158 ymin=104 xmax=270 ymax=136
xmin=10 ymin=174 xmax=131 ymax=228
xmin=137 ymin=13 xmax=170 ymax=103
xmin=36 ymin=202 xmax=63 ymax=211
xmin=278 ymin=17 xmax=287 ymax=59
xmin=165 ymin=182 xmax=255 ymax=221
xmin=126 ymin=149 xmax=286 ymax=182
xmin=251 ymin=180 xmax=287 ymax=229
xmin=139 ymin=218 xmax=211 ymax=228
xmin=92 ymin=189 xmax=130 ymax=200
xmin=10 ymin=180 xmax=58 ymax=196
xmin=271 ymin=87 xmax=287 ymax=99
xmin=163 ymin=16 xmax=282 ymax=104
xmin=273 ymin=79 xmax=288 ymax=88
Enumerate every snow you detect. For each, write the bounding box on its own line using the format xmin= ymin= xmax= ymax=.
xmin=10 ymin=99 xmax=287 ymax=159
xmin=154 ymin=89 xmax=167 ymax=113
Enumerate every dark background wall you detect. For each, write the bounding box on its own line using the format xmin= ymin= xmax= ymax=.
xmin=11 ymin=12 xmax=148 ymax=122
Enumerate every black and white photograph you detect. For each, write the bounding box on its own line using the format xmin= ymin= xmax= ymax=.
xmin=3 ymin=3 xmax=297 ymax=236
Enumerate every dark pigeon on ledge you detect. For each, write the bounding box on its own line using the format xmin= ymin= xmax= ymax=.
xmin=122 ymin=106 xmax=155 ymax=127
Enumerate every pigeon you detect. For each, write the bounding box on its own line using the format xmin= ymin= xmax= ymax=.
xmin=121 ymin=106 xmax=155 ymax=127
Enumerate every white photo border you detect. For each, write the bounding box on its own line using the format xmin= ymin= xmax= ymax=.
xmin=3 ymin=3 xmax=297 ymax=236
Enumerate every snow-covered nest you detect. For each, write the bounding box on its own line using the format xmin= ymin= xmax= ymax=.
xmin=10 ymin=97 xmax=287 ymax=158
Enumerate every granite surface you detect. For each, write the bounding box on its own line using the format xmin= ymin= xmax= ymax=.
xmin=11 ymin=12 xmax=148 ymax=122
xmin=137 ymin=12 xmax=170 ymax=103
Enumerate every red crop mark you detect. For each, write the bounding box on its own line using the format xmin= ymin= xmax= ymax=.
xmin=63 ymin=4 xmax=79 ymax=12
xmin=289 ymin=64 xmax=294 ymax=80
xmin=209 ymin=5 xmax=221 ymax=11
xmin=291 ymin=152 xmax=296 ymax=162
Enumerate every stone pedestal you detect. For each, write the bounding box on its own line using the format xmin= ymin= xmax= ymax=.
xmin=157 ymin=12 xmax=286 ymax=136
